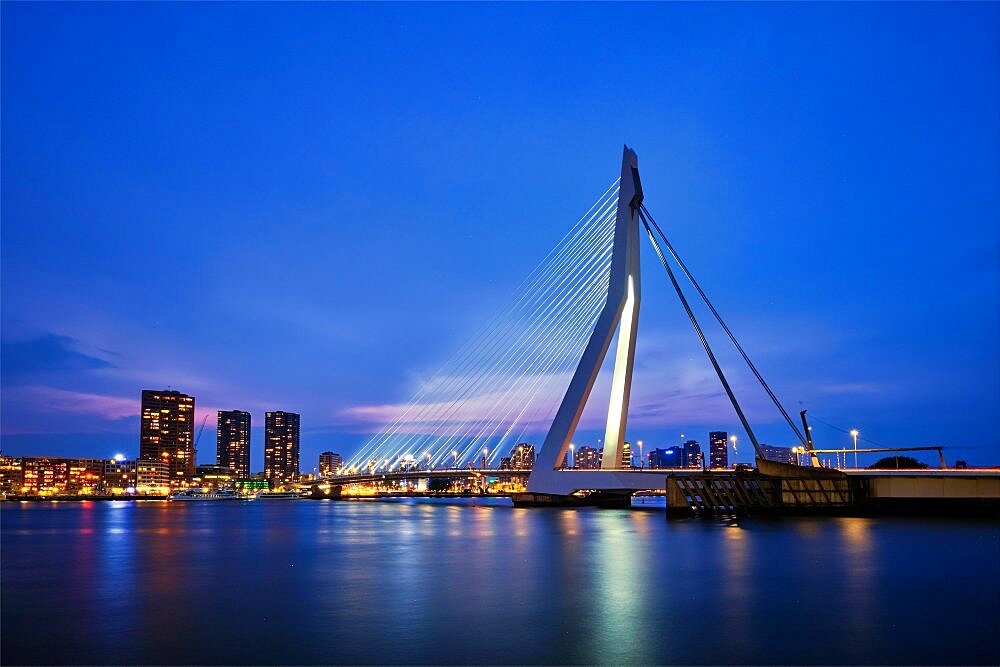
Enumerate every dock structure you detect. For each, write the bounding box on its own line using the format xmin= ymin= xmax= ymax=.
xmin=665 ymin=459 xmax=1000 ymax=517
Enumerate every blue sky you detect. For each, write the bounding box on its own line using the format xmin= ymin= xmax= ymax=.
xmin=2 ymin=2 xmax=998 ymax=470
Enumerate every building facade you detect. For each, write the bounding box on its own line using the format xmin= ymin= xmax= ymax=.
xmin=264 ymin=411 xmax=300 ymax=485
xmin=684 ymin=440 xmax=703 ymax=469
xmin=648 ymin=447 xmax=686 ymax=469
xmin=103 ymin=458 xmax=137 ymax=493
xmin=574 ymin=445 xmax=601 ymax=469
xmin=621 ymin=441 xmax=632 ymax=469
xmin=709 ymin=431 xmax=729 ymax=469
xmin=136 ymin=458 xmax=170 ymax=493
xmin=760 ymin=443 xmax=796 ymax=464
xmin=319 ymin=451 xmax=343 ymax=477
xmin=0 ymin=455 xmax=23 ymax=494
xmin=217 ymin=410 xmax=251 ymax=477
xmin=510 ymin=443 xmax=535 ymax=470
xmin=194 ymin=464 xmax=237 ymax=489
xmin=139 ymin=389 xmax=196 ymax=485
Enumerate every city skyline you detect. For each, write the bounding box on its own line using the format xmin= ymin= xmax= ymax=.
xmin=2 ymin=2 xmax=998 ymax=469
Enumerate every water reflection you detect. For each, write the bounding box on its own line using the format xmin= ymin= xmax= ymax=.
xmin=2 ymin=502 xmax=998 ymax=666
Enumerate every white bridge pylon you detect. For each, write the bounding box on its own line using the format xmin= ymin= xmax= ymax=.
xmin=528 ymin=145 xmax=660 ymax=495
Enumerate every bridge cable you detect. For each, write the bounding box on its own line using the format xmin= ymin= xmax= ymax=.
xmin=640 ymin=203 xmax=809 ymax=448
xmin=352 ymin=189 xmax=615 ymax=468
xmin=638 ymin=207 xmax=766 ymax=461
xmin=345 ymin=182 xmax=621 ymax=472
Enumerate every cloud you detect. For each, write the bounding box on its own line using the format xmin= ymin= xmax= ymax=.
xmin=815 ymin=382 xmax=886 ymax=396
xmin=1 ymin=333 xmax=113 ymax=378
xmin=13 ymin=385 xmax=139 ymax=420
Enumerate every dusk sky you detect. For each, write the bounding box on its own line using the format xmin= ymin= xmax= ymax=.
xmin=2 ymin=2 xmax=998 ymax=470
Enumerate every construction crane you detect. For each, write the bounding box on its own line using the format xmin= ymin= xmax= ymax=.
xmin=194 ymin=414 xmax=210 ymax=461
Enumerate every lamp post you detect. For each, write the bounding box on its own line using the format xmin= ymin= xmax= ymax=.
xmin=850 ymin=429 xmax=859 ymax=469
xmin=729 ymin=434 xmax=738 ymax=464
xmin=637 ymin=440 xmax=643 ymax=470
xmin=568 ymin=443 xmax=575 ymax=469
xmin=452 ymin=450 xmax=458 ymax=469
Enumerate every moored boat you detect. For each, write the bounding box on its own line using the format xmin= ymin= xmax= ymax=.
xmin=255 ymin=490 xmax=302 ymax=500
xmin=168 ymin=489 xmax=249 ymax=501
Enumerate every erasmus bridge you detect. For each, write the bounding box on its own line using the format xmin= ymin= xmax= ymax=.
xmin=320 ymin=146 xmax=998 ymax=510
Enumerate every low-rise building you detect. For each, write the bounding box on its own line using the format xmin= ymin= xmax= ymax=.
xmin=510 ymin=443 xmax=535 ymax=470
xmin=103 ymin=458 xmax=138 ymax=493
xmin=136 ymin=458 xmax=170 ymax=494
xmin=193 ymin=464 xmax=237 ymax=489
xmin=0 ymin=456 xmax=23 ymax=494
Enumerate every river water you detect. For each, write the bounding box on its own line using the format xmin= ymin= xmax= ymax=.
xmin=2 ymin=498 xmax=998 ymax=665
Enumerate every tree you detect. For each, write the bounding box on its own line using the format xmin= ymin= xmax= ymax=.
xmin=867 ymin=456 xmax=927 ymax=470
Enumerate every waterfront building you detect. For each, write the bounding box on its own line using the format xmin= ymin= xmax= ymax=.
xmin=0 ymin=455 xmax=23 ymax=494
xmin=236 ymin=477 xmax=271 ymax=493
xmin=510 ymin=443 xmax=535 ymax=470
xmin=136 ymin=458 xmax=170 ymax=493
xmin=67 ymin=459 xmax=105 ymax=494
xmin=217 ymin=410 xmax=251 ymax=477
xmin=574 ymin=445 xmax=601 ymax=469
xmin=709 ymin=431 xmax=728 ymax=469
xmin=760 ymin=443 xmax=796 ymax=464
xmin=621 ymin=441 xmax=632 ymax=469
xmin=20 ymin=457 xmax=69 ymax=495
xmin=139 ymin=389 xmax=196 ymax=484
xmin=684 ymin=440 xmax=703 ymax=469
xmin=648 ymin=447 xmax=686 ymax=469
xmin=11 ymin=457 xmax=105 ymax=495
xmin=499 ymin=456 xmax=512 ymax=470
xmin=264 ymin=411 xmax=300 ymax=485
xmin=194 ymin=464 xmax=237 ymax=489
xmin=319 ymin=451 xmax=343 ymax=477
xmin=103 ymin=458 xmax=137 ymax=493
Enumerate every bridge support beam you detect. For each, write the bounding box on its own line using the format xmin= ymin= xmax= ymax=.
xmin=528 ymin=146 xmax=643 ymax=496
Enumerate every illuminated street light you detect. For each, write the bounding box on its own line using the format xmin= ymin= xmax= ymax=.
xmin=452 ymin=450 xmax=458 ymax=469
xmin=637 ymin=440 xmax=643 ymax=470
xmin=568 ymin=443 xmax=575 ymax=469
xmin=850 ymin=429 xmax=860 ymax=469
xmin=729 ymin=434 xmax=738 ymax=457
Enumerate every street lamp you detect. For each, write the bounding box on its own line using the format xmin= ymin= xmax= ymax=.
xmin=637 ymin=440 xmax=643 ymax=470
xmin=729 ymin=434 xmax=738 ymax=459
xmin=568 ymin=443 xmax=575 ymax=469
xmin=452 ymin=450 xmax=458 ymax=469
xmin=850 ymin=429 xmax=859 ymax=469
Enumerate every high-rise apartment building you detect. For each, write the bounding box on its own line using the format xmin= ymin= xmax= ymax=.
xmin=217 ymin=410 xmax=251 ymax=477
xmin=139 ymin=390 xmax=195 ymax=484
xmin=264 ymin=411 xmax=300 ymax=484
xmin=319 ymin=451 xmax=343 ymax=477
xmin=709 ymin=431 xmax=729 ymax=469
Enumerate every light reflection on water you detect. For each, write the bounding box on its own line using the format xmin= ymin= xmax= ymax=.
xmin=3 ymin=499 xmax=999 ymax=665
